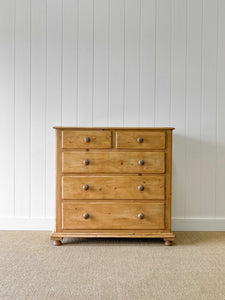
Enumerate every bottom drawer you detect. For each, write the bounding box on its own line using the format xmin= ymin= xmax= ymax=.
xmin=62 ymin=201 xmax=165 ymax=230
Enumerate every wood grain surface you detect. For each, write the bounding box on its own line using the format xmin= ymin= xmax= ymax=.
xmin=116 ymin=131 xmax=165 ymax=149
xmin=62 ymin=151 xmax=165 ymax=174
xmin=62 ymin=201 xmax=165 ymax=230
xmin=62 ymin=130 xmax=112 ymax=149
xmin=62 ymin=175 xmax=165 ymax=200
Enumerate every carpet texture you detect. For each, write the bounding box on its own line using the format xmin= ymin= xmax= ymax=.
xmin=0 ymin=231 xmax=225 ymax=300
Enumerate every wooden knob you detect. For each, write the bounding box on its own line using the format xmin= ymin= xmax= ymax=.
xmin=83 ymin=213 xmax=89 ymax=219
xmin=83 ymin=159 xmax=89 ymax=165
xmin=138 ymin=213 xmax=144 ymax=219
xmin=83 ymin=184 xmax=89 ymax=191
xmin=138 ymin=160 xmax=144 ymax=166
xmin=137 ymin=137 xmax=144 ymax=143
xmin=138 ymin=185 xmax=144 ymax=191
xmin=84 ymin=136 xmax=91 ymax=143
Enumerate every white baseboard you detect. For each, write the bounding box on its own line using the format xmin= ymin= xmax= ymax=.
xmin=0 ymin=217 xmax=224 ymax=231
xmin=172 ymin=218 xmax=225 ymax=231
xmin=0 ymin=217 xmax=54 ymax=230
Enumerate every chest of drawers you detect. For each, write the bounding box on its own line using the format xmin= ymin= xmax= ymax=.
xmin=51 ymin=127 xmax=175 ymax=246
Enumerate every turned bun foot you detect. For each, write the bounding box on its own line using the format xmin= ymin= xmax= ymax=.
xmin=164 ymin=239 xmax=173 ymax=246
xmin=53 ymin=240 xmax=62 ymax=246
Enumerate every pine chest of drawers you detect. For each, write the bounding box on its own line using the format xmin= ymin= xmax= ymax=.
xmin=51 ymin=127 xmax=175 ymax=246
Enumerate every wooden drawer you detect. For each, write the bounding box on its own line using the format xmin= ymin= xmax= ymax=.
xmin=62 ymin=201 xmax=165 ymax=230
xmin=62 ymin=175 xmax=165 ymax=200
xmin=116 ymin=131 xmax=165 ymax=149
xmin=62 ymin=152 xmax=165 ymax=174
xmin=62 ymin=130 xmax=112 ymax=149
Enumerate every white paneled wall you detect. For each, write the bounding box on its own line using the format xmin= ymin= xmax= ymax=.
xmin=0 ymin=0 xmax=225 ymax=230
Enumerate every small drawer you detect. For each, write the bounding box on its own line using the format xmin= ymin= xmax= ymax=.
xmin=62 ymin=201 xmax=165 ymax=230
xmin=116 ymin=131 xmax=165 ymax=149
xmin=62 ymin=151 xmax=165 ymax=174
xmin=62 ymin=130 xmax=112 ymax=149
xmin=62 ymin=175 xmax=165 ymax=200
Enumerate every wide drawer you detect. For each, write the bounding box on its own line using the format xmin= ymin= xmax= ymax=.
xmin=116 ymin=131 xmax=165 ymax=149
xmin=62 ymin=130 xmax=112 ymax=149
xmin=62 ymin=175 xmax=165 ymax=200
xmin=62 ymin=201 xmax=165 ymax=230
xmin=62 ymin=152 xmax=165 ymax=174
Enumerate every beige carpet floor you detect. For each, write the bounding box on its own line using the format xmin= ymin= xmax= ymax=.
xmin=0 ymin=232 xmax=225 ymax=300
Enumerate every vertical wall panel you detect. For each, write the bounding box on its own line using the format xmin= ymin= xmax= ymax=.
xmin=62 ymin=0 xmax=78 ymax=126
xmin=216 ymin=0 xmax=225 ymax=217
xmin=45 ymin=0 xmax=62 ymax=216
xmin=139 ymin=0 xmax=156 ymax=126
xmin=200 ymin=0 xmax=218 ymax=217
xmin=0 ymin=0 xmax=15 ymax=216
xmin=124 ymin=0 xmax=140 ymax=126
xmin=14 ymin=0 xmax=31 ymax=217
xmin=185 ymin=0 xmax=202 ymax=217
xmin=1 ymin=0 xmax=225 ymax=229
xmin=93 ymin=0 xmax=109 ymax=126
xmin=77 ymin=0 xmax=93 ymax=126
xmin=171 ymin=0 xmax=187 ymax=218
xmin=108 ymin=0 xmax=124 ymax=126
xmin=30 ymin=0 xmax=46 ymax=217
xmin=155 ymin=0 xmax=172 ymax=126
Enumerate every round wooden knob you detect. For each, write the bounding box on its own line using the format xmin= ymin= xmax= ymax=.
xmin=137 ymin=137 xmax=144 ymax=143
xmin=138 ymin=213 xmax=144 ymax=219
xmin=83 ymin=213 xmax=89 ymax=219
xmin=84 ymin=136 xmax=91 ymax=143
xmin=138 ymin=185 xmax=144 ymax=191
xmin=83 ymin=184 xmax=89 ymax=191
xmin=138 ymin=160 xmax=144 ymax=166
xmin=83 ymin=159 xmax=89 ymax=165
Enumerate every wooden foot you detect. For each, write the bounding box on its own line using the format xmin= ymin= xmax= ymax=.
xmin=164 ymin=239 xmax=173 ymax=246
xmin=53 ymin=239 xmax=62 ymax=246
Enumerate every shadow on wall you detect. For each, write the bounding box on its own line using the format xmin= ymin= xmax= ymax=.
xmin=171 ymin=133 xmax=225 ymax=218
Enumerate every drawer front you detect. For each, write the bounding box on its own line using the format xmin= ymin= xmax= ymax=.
xmin=62 ymin=201 xmax=165 ymax=230
xmin=62 ymin=130 xmax=112 ymax=149
xmin=116 ymin=131 xmax=165 ymax=149
xmin=62 ymin=175 xmax=165 ymax=200
xmin=62 ymin=152 xmax=165 ymax=174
